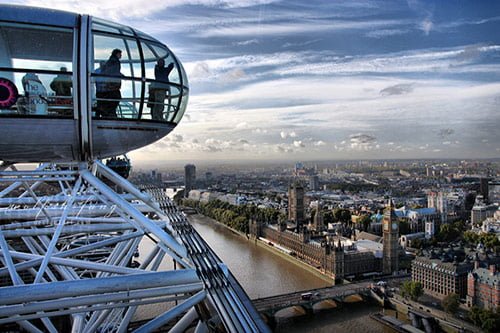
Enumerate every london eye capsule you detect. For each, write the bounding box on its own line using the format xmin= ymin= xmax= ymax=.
xmin=0 ymin=5 xmax=189 ymax=163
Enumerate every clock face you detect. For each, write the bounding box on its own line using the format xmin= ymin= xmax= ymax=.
xmin=392 ymin=222 xmax=398 ymax=231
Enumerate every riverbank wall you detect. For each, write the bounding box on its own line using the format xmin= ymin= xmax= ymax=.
xmin=187 ymin=213 xmax=334 ymax=285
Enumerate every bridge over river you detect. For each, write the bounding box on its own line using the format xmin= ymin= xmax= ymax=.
xmin=252 ymin=281 xmax=374 ymax=316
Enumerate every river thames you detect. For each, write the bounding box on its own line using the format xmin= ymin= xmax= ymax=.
xmin=188 ymin=214 xmax=393 ymax=333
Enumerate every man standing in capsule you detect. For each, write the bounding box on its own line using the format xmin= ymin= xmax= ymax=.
xmin=149 ymin=58 xmax=174 ymax=121
xmin=98 ymin=49 xmax=123 ymax=118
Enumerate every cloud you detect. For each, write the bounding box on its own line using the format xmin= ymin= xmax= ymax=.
xmin=275 ymin=144 xmax=293 ymax=153
xmin=438 ymin=128 xmax=454 ymax=138
xmin=234 ymin=39 xmax=259 ymax=46
xmin=252 ymin=128 xmax=268 ymax=134
xmin=293 ymin=140 xmax=305 ymax=148
xmin=314 ymin=140 xmax=326 ymax=146
xmin=15 ymin=0 xmax=279 ymax=20
xmin=171 ymin=134 xmax=183 ymax=142
xmin=221 ymin=69 xmax=247 ymax=82
xmin=420 ymin=18 xmax=433 ymax=35
xmin=380 ymin=83 xmax=414 ymax=96
xmin=350 ymin=133 xmax=376 ymax=143
xmin=365 ymin=29 xmax=409 ymax=39
xmin=349 ymin=133 xmax=377 ymax=150
xmin=190 ymin=62 xmax=211 ymax=80
xmin=280 ymin=130 xmax=298 ymax=139
xmin=236 ymin=122 xmax=249 ymax=129
xmin=282 ymin=39 xmax=322 ymax=48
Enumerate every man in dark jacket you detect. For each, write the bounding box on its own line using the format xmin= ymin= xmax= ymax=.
xmin=98 ymin=49 xmax=123 ymax=118
xmin=149 ymin=58 xmax=174 ymax=120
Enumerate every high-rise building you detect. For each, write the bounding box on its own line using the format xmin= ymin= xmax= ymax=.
xmin=205 ymin=172 xmax=213 ymax=181
xmin=184 ymin=164 xmax=196 ymax=197
xmin=480 ymin=178 xmax=490 ymax=203
xmin=288 ymin=182 xmax=305 ymax=229
xmin=309 ymin=175 xmax=319 ymax=191
xmin=382 ymin=200 xmax=399 ymax=275
xmin=489 ymin=180 xmax=500 ymax=204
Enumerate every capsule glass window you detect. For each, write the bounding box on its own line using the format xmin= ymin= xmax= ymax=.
xmin=92 ymin=33 xmax=143 ymax=120
xmin=0 ymin=22 xmax=74 ymax=117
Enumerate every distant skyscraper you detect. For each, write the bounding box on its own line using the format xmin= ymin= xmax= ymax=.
xmin=205 ymin=172 xmax=213 ymax=181
xmin=184 ymin=164 xmax=196 ymax=197
xmin=383 ymin=200 xmax=399 ymax=275
xmin=288 ymin=182 xmax=305 ymax=229
xmin=309 ymin=175 xmax=319 ymax=191
xmin=489 ymin=180 xmax=500 ymax=204
xmin=479 ymin=178 xmax=490 ymax=203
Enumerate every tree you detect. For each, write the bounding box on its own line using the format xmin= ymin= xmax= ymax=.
xmin=401 ymin=281 xmax=423 ymax=301
xmin=358 ymin=215 xmax=371 ymax=231
xmin=399 ymin=220 xmax=410 ymax=235
xmin=442 ymin=293 xmax=459 ymax=313
xmin=463 ymin=231 xmax=479 ymax=245
xmin=323 ymin=210 xmax=334 ymax=225
xmin=468 ymin=306 xmax=500 ymax=333
xmin=333 ymin=208 xmax=351 ymax=224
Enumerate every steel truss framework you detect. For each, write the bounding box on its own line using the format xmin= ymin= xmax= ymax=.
xmin=0 ymin=161 xmax=269 ymax=333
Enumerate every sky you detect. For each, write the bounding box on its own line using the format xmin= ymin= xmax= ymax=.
xmin=5 ymin=0 xmax=500 ymax=165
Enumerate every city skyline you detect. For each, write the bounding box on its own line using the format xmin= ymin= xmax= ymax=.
xmin=7 ymin=0 xmax=500 ymax=165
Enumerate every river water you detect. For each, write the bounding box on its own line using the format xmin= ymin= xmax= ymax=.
xmin=188 ymin=214 xmax=394 ymax=333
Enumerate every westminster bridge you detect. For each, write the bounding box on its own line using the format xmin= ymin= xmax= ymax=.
xmin=252 ymin=281 xmax=376 ymax=320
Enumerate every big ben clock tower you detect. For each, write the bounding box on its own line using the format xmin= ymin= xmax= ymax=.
xmin=383 ymin=199 xmax=399 ymax=275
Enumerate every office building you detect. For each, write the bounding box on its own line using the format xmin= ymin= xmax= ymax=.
xmin=184 ymin=164 xmax=196 ymax=197
xmin=288 ymin=182 xmax=305 ymax=229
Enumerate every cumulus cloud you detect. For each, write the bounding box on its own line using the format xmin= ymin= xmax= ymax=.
xmin=190 ymin=62 xmax=211 ymax=80
xmin=275 ymin=144 xmax=293 ymax=153
xmin=293 ymin=140 xmax=305 ymax=148
xmin=349 ymin=133 xmax=377 ymax=150
xmin=380 ymin=83 xmax=415 ymax=96
xmin=252 ymin=128 xmax=268 ymax=134
xmin=280 ymin=130 xmax=298 ymax=139
xmin=314 ymin=140 xmax=326 ymax=146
